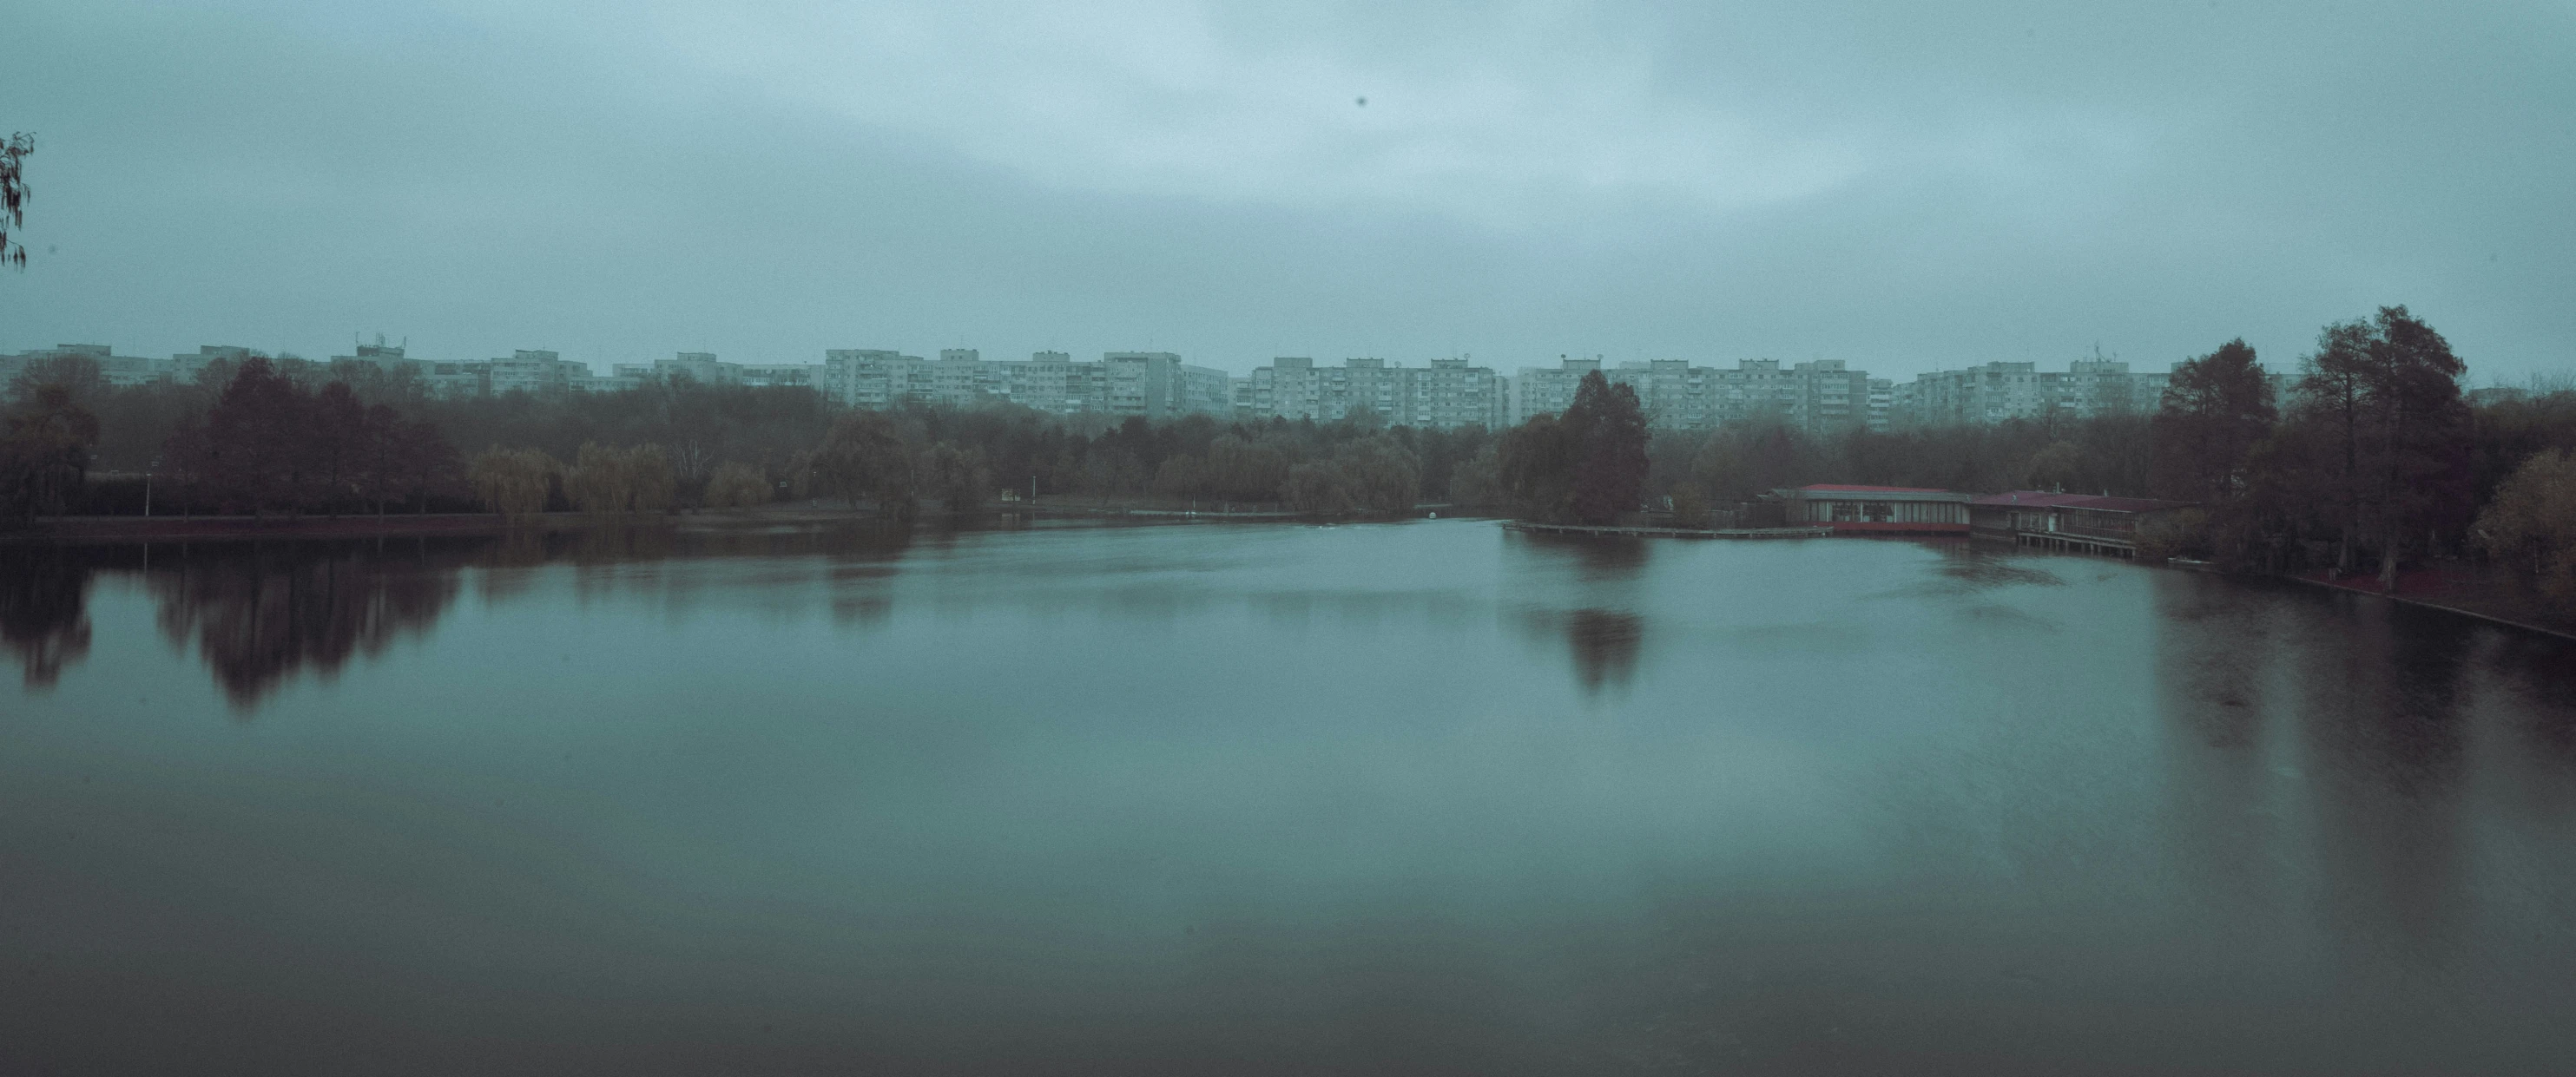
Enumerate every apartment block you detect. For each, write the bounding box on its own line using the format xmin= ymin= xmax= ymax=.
xmin=1895 ymin=359 xmax=2171 ymax=427
xmin=1246 ymin=356 xmax=1508 ymax=430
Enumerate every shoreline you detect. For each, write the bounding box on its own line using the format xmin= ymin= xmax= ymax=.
xmin=2273 ymin=567 xmax=2576 ymax=644
xmin=0 ymin=502 xmax=1422 ymax=544
xmin=17 ymin=511 xmax=2570 ymax=643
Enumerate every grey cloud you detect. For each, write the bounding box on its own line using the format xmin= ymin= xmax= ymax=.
xmin=1 ymin=0 xmax=2568 ymax=383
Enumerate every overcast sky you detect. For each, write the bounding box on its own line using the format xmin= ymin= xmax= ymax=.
xmin=3 ymin=0 xmax=2571 ymax=381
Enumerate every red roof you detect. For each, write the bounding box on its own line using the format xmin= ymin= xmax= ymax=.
xmin=1796 ymin=484 xmax=1952 ymax=493
xmin=1970 ymin=490 xmax=2093 ymax=507
xmin=1970 ymin=490 xmax=2194 ymax=512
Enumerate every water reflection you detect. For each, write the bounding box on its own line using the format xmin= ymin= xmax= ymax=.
xmin=150 ymin=540 xmax=465 ymax=709
xmin=0 ymin=545 xmax=95 ymax=688
xmin=10 ymin=522 xmax=2576 ymax=1073
xmin=1502 ymin=534 xmax=1652 ymax=696
xmin=2296 ymin=598 xmax=2475 ymax=967
xmin=0 ymin=522 xmax=921 ymax=708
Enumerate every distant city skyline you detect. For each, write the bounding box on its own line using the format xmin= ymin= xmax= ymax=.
xmin=0 ymin=332 xmax=2188 ymax=382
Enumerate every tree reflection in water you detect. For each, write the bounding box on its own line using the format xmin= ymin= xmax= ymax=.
xmin=0 ymin=545 xmax=95 ymax=689
xmin=1565 ymin=607 xmax=1644 ymax=693
xmin=152 ymin=541 xmax=464 ymax=710
xmin=3 ymin=522 xmax=923 ymax=709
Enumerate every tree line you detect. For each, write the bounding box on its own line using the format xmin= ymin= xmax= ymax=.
xmin=1499 ymin=306 xmax=2571 ymax=603
xmin=0 ymin=349 xmax=1496 ymax=522
xmin=6 ymin=305 xmax=2572 ymax=610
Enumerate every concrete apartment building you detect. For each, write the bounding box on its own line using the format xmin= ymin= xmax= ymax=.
xmin=2 ymin=344 xmax=174 ymax=392
xmin=1104 ymin=351 xmax=1234 ymax=420
xmin=1510 ymin=358 xmax=1598 ymax=424
xmin=487 ymin=350 xmax=578 ymax=395
xmin=1003 ymin=351 xmax=1106 ymax=416
xmin=1407 ymin=358 xmax=1512 ymax=430
xmin=612 ymin=351 xmax=812 ymax=390
xmin=816 ymin=348 xmax=1229 ymax=419
xmin=327 ymin=341 xmax=603 ymax=397
xmin=1244 ymin=355 xmax=1509 ymax=430
xmin=1894 ymin=359 xmax=2171 ymax=427
xmin=1510 ymin=357 xmax=1885 ymax=436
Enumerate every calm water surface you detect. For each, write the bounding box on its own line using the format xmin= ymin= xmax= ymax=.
xmin=6 ymin=520 xmax=2575 ymax=1074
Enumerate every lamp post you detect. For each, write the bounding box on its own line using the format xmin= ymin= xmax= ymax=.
xmin=145 ymin=456 xmax=158 ymax=518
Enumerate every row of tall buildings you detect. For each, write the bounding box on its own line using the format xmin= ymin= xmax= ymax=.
xmin=3 ymin=340 xmax=2174 ymax=433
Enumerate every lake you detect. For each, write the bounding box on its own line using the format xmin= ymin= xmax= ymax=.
xmin=5 ymin=519 xmax=2575 ymax=1074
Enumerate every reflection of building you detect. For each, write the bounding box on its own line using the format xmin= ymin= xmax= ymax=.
xmin=1779 ymin=484 xmax=1970 ymax=533
xmin=1968 ymin=491 xmax=2196 ymax=558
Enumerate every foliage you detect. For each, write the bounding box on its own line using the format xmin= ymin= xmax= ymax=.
xmin=0 ymin=384 xmax=99 ymax=522
xmin=1280 ymin=434 xmax=1421 ymax=515
xmin=417 ymin=379 xmax=832 ymax=496
xmin=1569 ymin=372 xmax=1650 ymax=523
xmin=1498 ymin=414 xmax=1579 ymax=521
xmin=703 ymin=461 xmax=773 ymax=509
xmin=1670 ymin=484 xmax=1712 ymax=529
xmin=2133 ymin=508 xmax=2209 ymax=562
xmin=807 ymin=410 xmax=917 ymax=514
xmin=1495 ymin=371 xmax=1647 ymax=523
xmin=148 ymin=356 xmax=464 ymax=516
xmin=565 ymin=442 xmax=676 ymax=516
xmin=1687 ymin=417 xmax=1822 ymax=502
xmin=2474 ymin=449 xmax=2576 ymax=604
xmin=1336 ymin=434 xmax=1423 ymax=514
xmin=468 ymin=446 xmax=559 ymax=519
xmin=919 ymin=441 xmax=993 ymax=510
xmin=1 ymin=132 xmax=30 ymax=271
xmin=2022 ymin=440 xmax=2084 ymax=491
xmin=1446 ymin=444 xmax=1504 ymax=509
xmin=2288 ymin=305 xmax=2472 ymax=585
xmin=2151 ymin=338 xmax=2276 ymax=502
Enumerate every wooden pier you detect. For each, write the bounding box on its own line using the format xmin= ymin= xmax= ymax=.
xmin=1503 ymin=522 xmax=1834 ymax=540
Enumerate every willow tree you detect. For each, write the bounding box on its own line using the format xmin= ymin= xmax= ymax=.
xmin=469 ymin=447 xmax=557 ymax=520
xmin=565 ymin=442 xmax=636 ymax=515
xmin=2474 ymin=449 xmax=2576 ymax=605
xmin=703 ymin=462 xmax=771 ymax=509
